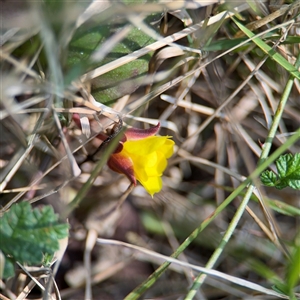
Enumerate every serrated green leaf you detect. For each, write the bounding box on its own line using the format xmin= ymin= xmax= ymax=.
xmin=282 ymin=154 xmax=300 ymax=179
xmin=287 ymin=180 xmax=300 ymax=190
xmin=260 ymin=154 xmax=300 ymax=190
xmin=0 ymin=202 xmax=69 ymax=278
xmin=276 ymin=154 xmax=300 ymax=189
xmin=276 ymin=154 xmax=292 ymax=178
xmin=260 ymin=170 xmax=277 ymax=187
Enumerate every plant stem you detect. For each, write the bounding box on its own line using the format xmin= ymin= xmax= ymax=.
xmin=64 ymin=128 xmax=125 ymax=217
xmin=185 ymin=53 xmax=300 ymax=299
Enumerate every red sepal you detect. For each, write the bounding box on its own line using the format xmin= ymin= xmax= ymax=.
xmin=125 ymin=123 xmax=160 ymax=140
xmin=107 ymin=153 xmax=137 ymax=185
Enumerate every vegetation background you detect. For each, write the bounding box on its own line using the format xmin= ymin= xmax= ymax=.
xmin=0 ymin=0 xmax=299 ymax=299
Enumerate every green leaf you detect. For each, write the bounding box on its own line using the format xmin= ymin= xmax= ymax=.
xmin=3 ymin=257 xmax=15 ymax=279
xmin=271 ymin=242 xmax=300 ymax=298
xmin=67 ymin=14 xmax=160 ymax=105
xmin=267 ymin=199 xmax=300 ymax=217
xmin=232 ymin=17 xmax=300 ymax=80
xmin=246 ymin=257 xmax=282 ymax=283
xmin=260 ymin=170 xmax=277 ymax=187
xmin=0 ymin=202 xmax=69 ymax=278
xmin=260 ymin=153 xmax=300 ymax=190
xmin=202 ymin=35 xmax=300 ymax=52
xmin=286 ymin=246 xmax=300 ymax=293
xmin=141 ymin=212 xmax=165 ymax=236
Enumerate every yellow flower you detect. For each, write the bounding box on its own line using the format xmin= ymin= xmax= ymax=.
xmin=108 ymin=124 xmax=174 ymax=196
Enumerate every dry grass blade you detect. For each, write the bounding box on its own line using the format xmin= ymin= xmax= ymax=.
xmin=1 ymin=1 xmax=299 ymax=299
xmin=80 ymin=3 xmax=250 ymax=82
xmin=52 ymin=109 xmax=81 ymax=178
xmin=0 ymin=52 xmax=41 ymax=80
xmin=0 ymin=145 xmax=34 ymax=194
xmin=97 ymin=238 xmax=289 ymax=299
xmin=0 ymin=96 xmax=48 ymax=121
xmin=15 ymin=263 xmax=55 ymax=300
xmin=84 ymin=229 xmax=97 ymax=300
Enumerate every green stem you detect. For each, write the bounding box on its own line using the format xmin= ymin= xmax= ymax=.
xmin=124 ymin=128 xmax=300 ymax=300
xmin=185 ymin=53 xmax=300 ymax=299
xmin=124 ymin=51 xmax=300 ymax=299
xmin=64 ymin=129 xmax=125 ymax=217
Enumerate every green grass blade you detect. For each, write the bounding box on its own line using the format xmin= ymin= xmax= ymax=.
xmin=232 ymin=17 xmax=300 ymax=80
xmin=124 ymin=128 xmax=300 ymax=300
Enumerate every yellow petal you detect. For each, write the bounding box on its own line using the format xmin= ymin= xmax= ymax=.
xmin=159 ymin=139 xmax=175 ymax=158
xmin=111 ymin=134 xmax=174 ymax=196
xmin=124 ymin=136 xmax=173 ymax=156
xmin=139 ymin=176 xmax=163 ymax=197
xmin=129 ymin=153 xmax=148 ymax=182
xmin=143 ymin=151 xmax=159 ymax=168
xmin=144 ymin=152 xmax=167 ymax=176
